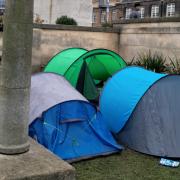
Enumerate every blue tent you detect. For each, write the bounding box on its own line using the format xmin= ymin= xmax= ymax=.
xmin=29 ymin=73 xmax=122 ymax=162
xmin=100 ymin=67 xmax=167 ymax=133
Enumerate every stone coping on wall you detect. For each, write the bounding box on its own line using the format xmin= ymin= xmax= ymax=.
xmin=119 ymin=26 xmax=180 ymax=34
xmin=34 ymin=24 xmax=120 ymax=33
xmin=114 ymin=17 xmax=180 ymax=24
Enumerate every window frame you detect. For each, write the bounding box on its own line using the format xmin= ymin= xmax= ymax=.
xmin=151 ymin=5 xmax=160 ymax=18
xmin=139 ymin=7 xmax=145 ymax=19
xmin=166 ymin=3 xmax=175 ymax=17
xmin=101 ymin=11 xmax=107 ymax=23
xmin=125 ymin=8 xmax=132 ymax=19
xmin=92 ymin=12 xmax=97 ymax=23
xmin=112 ymin=9 xmax=117 ymax=21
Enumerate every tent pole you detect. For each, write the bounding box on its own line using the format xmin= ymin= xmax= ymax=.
xmin=0 ymin=0 xmax=34 ymax=154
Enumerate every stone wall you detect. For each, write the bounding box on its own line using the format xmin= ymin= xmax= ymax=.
xmin=32 ymin=24 xmax=119 ymax=72
xmin=116 ymin=22 xmax=180 ymax=61
xmin=1 ymin=22 xmax=180 ymax=72
xmin=34 ymin=0 xmax=93 ymax=26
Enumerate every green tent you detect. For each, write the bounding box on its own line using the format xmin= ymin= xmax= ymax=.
xmin=44 ymin=48 xmax=126 ymax=100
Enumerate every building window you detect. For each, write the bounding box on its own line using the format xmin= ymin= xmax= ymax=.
xmin=166 ymin=3 xmax=175 ymax=17
xmin=112 ymin=9 xmax=117 ymax=21
xmin=101 ymin=11 xmax=106 ymax=23
xmin=93 ymin=12 xmax=96 ymax=23
xmin=151 ymin=5 xmax=159 ymax=18
xmin=139 ymin=7 xmax=145 ymax=19
xmin=100 ymin=0 xmax=107 ymax=6
xmin=125 ymin=8 xmax=132 ymax=19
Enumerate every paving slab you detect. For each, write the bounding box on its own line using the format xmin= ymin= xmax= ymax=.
xmin=0 ymin=138 xmax=75 ymax=180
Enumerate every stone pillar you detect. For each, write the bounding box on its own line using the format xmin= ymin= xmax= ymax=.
xmin=0 ymin=0 xmax=33 ymax=154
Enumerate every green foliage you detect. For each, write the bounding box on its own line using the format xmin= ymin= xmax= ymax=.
xmin=127 ymin=57 xmax=135 ymax=66
xmin=128 ymin=51 xmax=180 ymax=74
xmin=131 ymin=51 xmax=167 ymax=73
xmin=56 ymin=16 xmax=77 ymax=25
xmin=166 ymin=56 xmax=180 ymax=74
xmin=102 ymin=23 xmax=113 ymax=28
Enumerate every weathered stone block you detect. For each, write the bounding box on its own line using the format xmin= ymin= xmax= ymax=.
xmin=0 ymin=138 xmax=76 ymax=180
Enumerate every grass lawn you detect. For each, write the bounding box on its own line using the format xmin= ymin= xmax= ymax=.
xmin=73 ymin=148 xmax=180 ymax=180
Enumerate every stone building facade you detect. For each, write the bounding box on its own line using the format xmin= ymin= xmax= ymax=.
xmin=34 ymin=0 xmax=93 ymax=26
xmin=0 ymin=0 xmax=93 ymax=26
xmin=121 ymin=0 xmax=180 ymax=19
xmin=93 ymin=0 xmax=180 ymax=27
xmin=92 ymin=0 xmax=120 ymax=26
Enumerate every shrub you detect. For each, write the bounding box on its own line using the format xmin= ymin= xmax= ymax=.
xmin=166 ymin=56 xmax=180 ymax=74
xmin=133 ymin=51 xmax=167 ymax=73
xmin=102 ymin=23 xmax=113 ymax=28
xmin=127 ymin=51 xmax=180 ymax=74
xmin=127 ymin=57 xmax=135 ymax=66
xmin=56 ymin=16 xmax=77 ymax=25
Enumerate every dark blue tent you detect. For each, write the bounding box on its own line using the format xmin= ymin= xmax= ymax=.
xmin=100 ymin=67 xmax=180 ymax=158
xmin=29 ymin=73 xmax=122 ymax=162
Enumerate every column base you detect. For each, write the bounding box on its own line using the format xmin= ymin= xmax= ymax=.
xmin=0 ymin=142 xmax=30 ymax=155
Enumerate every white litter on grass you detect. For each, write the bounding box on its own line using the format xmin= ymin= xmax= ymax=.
xmin=160 ymin=158 xmax=179 ymax=168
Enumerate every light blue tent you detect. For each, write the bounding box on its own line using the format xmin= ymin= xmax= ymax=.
xmin=29 ymin=73 xmax=122 ymax=162
xmin=100 ymin=67 xmax=167 ymax=133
